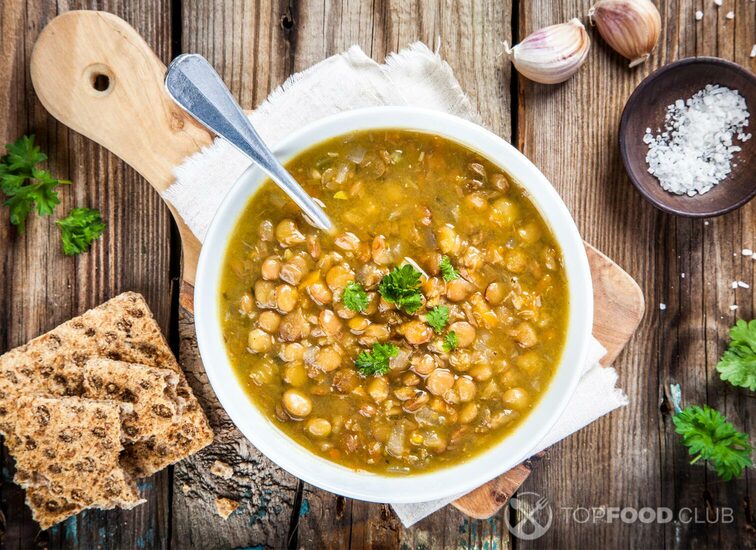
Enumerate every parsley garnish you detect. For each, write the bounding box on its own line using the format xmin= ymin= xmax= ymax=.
xmin=56 ymin=208 xmax=106 ymax=256
xmin=673 ymin=405 xmax=752 ymax=481
xmin=439 ymin=255 xmax=459 ymax=282
xmin=378 ymin=264 xmax=423 ymax=314
xmin=426 ymin=305 xmax=449 ymax=333
xmin=343 ymin=281 xmax=369 ymax=312
xmin=355 ymin=343 xmax=399 ymax=376
xmin=0 ymin=135 xmax=70 ymax=232
xmin=716 ymin=319 xmax=756 ymax=391
xmin=443 ymin=331 xmax=458 ymax=352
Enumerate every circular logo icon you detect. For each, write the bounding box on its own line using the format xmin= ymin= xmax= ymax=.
xmin=504 ymin=492 xmax=553 ymax=540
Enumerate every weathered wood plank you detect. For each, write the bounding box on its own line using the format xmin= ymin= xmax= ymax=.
xmin=286 ymin=1 xmax=515 ymax=548
xmin=170 ymin=2 xmax=302 ymax=549
xmin=176 ymin=1 xmax=515 ymax=548
xmin=0 ymin=1 xmax=174 ymax=548
xmin=518 ymin=1 xmax=755 ymax=548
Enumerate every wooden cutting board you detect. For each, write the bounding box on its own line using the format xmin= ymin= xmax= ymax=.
xmin=29 ymin=10 xmax=645 ymax=521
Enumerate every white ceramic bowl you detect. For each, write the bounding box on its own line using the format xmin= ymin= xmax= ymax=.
xmin=195 ymin=107 xmax=593 ymax=503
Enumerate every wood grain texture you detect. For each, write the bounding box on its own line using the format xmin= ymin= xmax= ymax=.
xmin=0 ymin=1 xmax=175 ymax=549
xmin=2 ymin=0 xmax=754 ymax=548
xmin=29 ymin=9 xmax=210 ymax=290
xmin=176 ymin=1 xmax=517 ymax=548
xmin=517 ymin=1 xmax=755 ymax=548
xmin=171 ymin=2 xmax=303 ymax=548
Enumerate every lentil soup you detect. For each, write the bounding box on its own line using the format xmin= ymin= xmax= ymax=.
xmin=219 ymin=130 xmax=569 ymax=474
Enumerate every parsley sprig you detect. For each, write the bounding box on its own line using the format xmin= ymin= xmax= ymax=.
xmin=56 ymin=208 xmax=106 ymax=256
xmin=673 ymin=405 xmax=752 ymax=481
xmin=378 ymin=264 xmax=424 ymax=314
xmin=343 ymin=281 xmax=369 ymax=312
xmin=716 ymin=319 xmax=756 ymax=391
xmin=1 ymin=135 xmax=70 ymax=232
xmin=439 ymin=255 xmax=460 ymax=282
xmin=426 ymin=305 xmax=449 ymax=333
xmin=443 ymin=331 xmax=458 ymax=352
xmin=355 ymin=343 xmax=398 ymax=376
xmin=1 ymin=135 xmax=106 ymax=255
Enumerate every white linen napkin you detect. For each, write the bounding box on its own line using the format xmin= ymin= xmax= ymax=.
xmin=162 ymin=42 xmax=629 ymax=527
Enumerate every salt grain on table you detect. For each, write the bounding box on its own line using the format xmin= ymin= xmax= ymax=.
xmin=644 ymin=85 xmax=751 ymax=196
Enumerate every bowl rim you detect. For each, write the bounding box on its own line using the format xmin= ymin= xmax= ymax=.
xmin=619 ymin=56 xmax=756 ymax=218
xmin=194 ymin=106 xmax=594 ymax=503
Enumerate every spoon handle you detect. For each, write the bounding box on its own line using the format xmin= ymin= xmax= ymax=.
xmin=165 ymin=54 xmax=333 ymax=232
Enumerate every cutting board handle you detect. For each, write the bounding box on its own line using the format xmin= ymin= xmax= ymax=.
xmin=31 ymin=10 xmax=211 ymax=291
xmin=30 ymin=10 xmax=212 ymax=193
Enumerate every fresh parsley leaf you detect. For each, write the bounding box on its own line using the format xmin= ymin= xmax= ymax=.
xmin=672 ymin=405 xmax=752 ymax=481
xmin=426 ymin=305 xmax=449 ymax=333
xmin=378 ymin=264 xmax=424 ymax=314
xmin=343 ymin=281 xmax=369 ymax=312
xmin=439 ymin=255 xmax=459 ymax=282
xmin=716 ymin=319 xmax=756 ymax=391
xmin=1 ymin=135 xmax=69 ymax=232
xmin=4 ymin=135 xmax=47 ymax=173
xmin=355 ymin=342 xmax=398 ymax=376
xmin=443 ymin=331 xmax=458 ymax=352
xmin=56 ymin=207 xmax=106 ymax=256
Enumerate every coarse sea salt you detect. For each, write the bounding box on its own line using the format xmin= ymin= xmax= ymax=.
xmin=644 ymin=85 xmax=751 ymax=196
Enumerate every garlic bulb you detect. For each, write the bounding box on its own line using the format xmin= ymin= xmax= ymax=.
xmin=504 ymin=19 xmax=591 ymax=85
xmin=589 ymin=0 xmax=661 ymax=67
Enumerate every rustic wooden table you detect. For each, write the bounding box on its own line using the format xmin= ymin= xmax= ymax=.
xmin=1 ymin=1 xmax=754 ymax=548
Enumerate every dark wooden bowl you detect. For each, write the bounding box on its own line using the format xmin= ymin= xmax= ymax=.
xmin=619 ymin=57 xmax=756 ymax=217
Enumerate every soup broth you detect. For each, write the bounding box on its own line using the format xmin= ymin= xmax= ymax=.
xmin=219 ymin=130 xmax=569 ymax=474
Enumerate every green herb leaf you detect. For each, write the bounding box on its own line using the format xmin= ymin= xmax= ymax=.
xmin=378 ymin=264 xmax=424 ymax=314
xmin=355 ymin=343 xmax=399 ymax=376
xmin=56 ymin=207 xmax=106 ymax=256
xmin=426 ymin=305 xmax=450 ymax=333
xmin=443 ymin=331 xmax=458 ymax=352
xmin=672 ymin=405 xmax=752 ymax=481
xmin=1 ymin=135 xmax=69 ymax=232
xmin=439 ymin=255 xmax=460 ymax=282
xmin=3 ymin=135 xmax=47 ymax=174
xmin=343 ymin=281 xmax=369 ymax=312
xmin=716 ymin=319 xmax=756 ymax=391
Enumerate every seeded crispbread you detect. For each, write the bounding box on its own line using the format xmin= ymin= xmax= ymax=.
xmin=83 ymin=358 xmax=183 ymax=443
xmin=121 ymin=402 xmax=214 ymax=477
xmin=7 ymin=396 xmax=144 ymax=529
xmin=0 ymin=292 xmax=214 ymax=476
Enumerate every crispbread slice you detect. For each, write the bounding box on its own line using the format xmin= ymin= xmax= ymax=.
xmin=25 ymin=481 xmax=144 ymax=530
xmin=0 ymin=292 xmax=214 ymax=475
xmin=7 ymin=396 xmax=143 ymax=529
xmin=0 ymin=292 xmax=184 ymax=433
xmin=83 ymin=358 xmax=182 ymax=443
xmin=121 ymin=403 xmax=215 ymax=477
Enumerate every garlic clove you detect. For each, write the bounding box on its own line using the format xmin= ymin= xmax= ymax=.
xmin=504 ymin=18 xmax=591 ymax=85
xmin=589 ymin=0 xmax=662 ymax=68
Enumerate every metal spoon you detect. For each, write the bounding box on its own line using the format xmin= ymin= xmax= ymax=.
xmin=164 ymin=54 xmax=333 ymax=232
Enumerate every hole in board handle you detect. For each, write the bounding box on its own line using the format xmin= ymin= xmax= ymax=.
xmin=92 ymin=73 xmax=110 ymax=92
xmin=84 ymin=63 xmax=115 ymax=96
